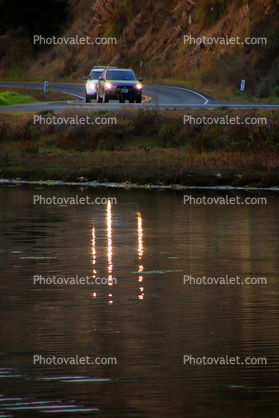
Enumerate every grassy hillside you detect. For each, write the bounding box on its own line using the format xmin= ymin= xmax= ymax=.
xmin=0 ymin=0 xmax=279 ymax=98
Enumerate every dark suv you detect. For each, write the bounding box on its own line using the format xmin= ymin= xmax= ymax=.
xmin=83 ymin=66 xmax=118 ymax=102
xmin=96 ymin=68 xmax=143 ymax=103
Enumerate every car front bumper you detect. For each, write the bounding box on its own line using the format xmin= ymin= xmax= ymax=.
xmin=105 ymin=87 xmax=142 ymax=100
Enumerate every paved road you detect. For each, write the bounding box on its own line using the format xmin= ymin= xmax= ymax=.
xmin=0 ymin=81 xmax=279 ymax=112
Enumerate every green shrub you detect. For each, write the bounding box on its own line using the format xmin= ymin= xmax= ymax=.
xmin=255 ymin=30 xmax=279 ymax=73
xmin=133 ymin=109 xmax=161 ymax=135
xmin=92 ymin=0 xmax=133 ymax=39
xmin=258 ymin=79 xmax=271 ymax=98
xmin=0 ymin=91 xmax=37 ymax=106
xmin=157 ymin=122 xmax=181 ymax=148
xmin=194 ymin=0 xmax=227 ymax=28
xmin=0 ymin=120 xmax=40 ymax=143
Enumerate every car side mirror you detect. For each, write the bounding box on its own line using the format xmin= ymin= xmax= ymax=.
xmin=83 ymin=76 xmax=88 ymax=80
xmin=138 ymin=77 xmax=143 ymax=82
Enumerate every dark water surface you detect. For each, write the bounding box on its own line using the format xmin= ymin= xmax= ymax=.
xmin=0 ymin=185 xmax=279 ymax=417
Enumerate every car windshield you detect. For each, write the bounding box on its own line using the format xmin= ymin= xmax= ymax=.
xmin=106 ymin=71 xmax=137 ymax=81
xmin=89 ymin=71 xmax=103 ymax=80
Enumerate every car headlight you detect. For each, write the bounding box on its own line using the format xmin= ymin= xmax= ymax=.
xmin=87 ymin=82 xmax=96 ymax=88
xmin=105 ymin=82 xmax=112 ymax=89
xmin=136 ymin=83 xmax=142 ymax=90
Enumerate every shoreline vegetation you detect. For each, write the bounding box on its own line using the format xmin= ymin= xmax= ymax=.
xmin=1 ymin=106 xmax=279 ymax=189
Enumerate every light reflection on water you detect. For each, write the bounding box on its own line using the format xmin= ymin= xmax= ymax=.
xmin=137 ymin=212 xmax=144 ymax=301
xmin=0 ymin=185 xmax=279 ymax=417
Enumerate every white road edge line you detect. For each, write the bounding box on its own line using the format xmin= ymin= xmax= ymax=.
xmin=153 ymin=85 xmax=209 ymax=105
xmin=62 ymin=91 xmax=84 ymax=100
xmin=184 ymin=89 xmax=209 ymax=105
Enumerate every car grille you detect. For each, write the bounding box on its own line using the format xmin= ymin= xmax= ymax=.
xmin=116 ymin=86 xmax=134 ymax=92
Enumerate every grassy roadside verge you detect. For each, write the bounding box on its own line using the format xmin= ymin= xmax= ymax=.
xmin=1 ymin=108 xmax=279 ymax=188
xmin=0 ymin=87 xmax=79 ymax=104
xmin=0 ymin=91 xmax=38 ymax=106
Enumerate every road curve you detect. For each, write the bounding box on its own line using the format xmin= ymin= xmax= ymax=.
xmin=0 ymin=81 xmax=279 ymax=112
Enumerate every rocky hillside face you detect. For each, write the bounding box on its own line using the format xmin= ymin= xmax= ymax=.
xmin=1 ymin=0 xmax=279 ymax=97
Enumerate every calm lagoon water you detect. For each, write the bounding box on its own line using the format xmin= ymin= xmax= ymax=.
xmin=0 ymin=184 xmax=279 ymax=417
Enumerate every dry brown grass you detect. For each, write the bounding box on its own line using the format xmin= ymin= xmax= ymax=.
xmin=183 ymin=149 xmax=279 ymax=171
xmin=9 ymin=0 xmax=276 ymax=103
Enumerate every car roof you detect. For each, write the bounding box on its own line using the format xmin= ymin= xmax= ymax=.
xmin=106 ymin=68 xmax=134 ymax=71
xmin=91 ymin=66 xmax=118 ymax=71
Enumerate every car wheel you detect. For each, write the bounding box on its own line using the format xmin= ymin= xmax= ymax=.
xmin=136 ymin=97 xmax=142 ymax=103
xmin=103 ymin=91 xmax=109 ymax=103
xmin=97 ymin=92 xmax=103 ymax=103
xmin=86 ymin=95 xmax=91 ymax=103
